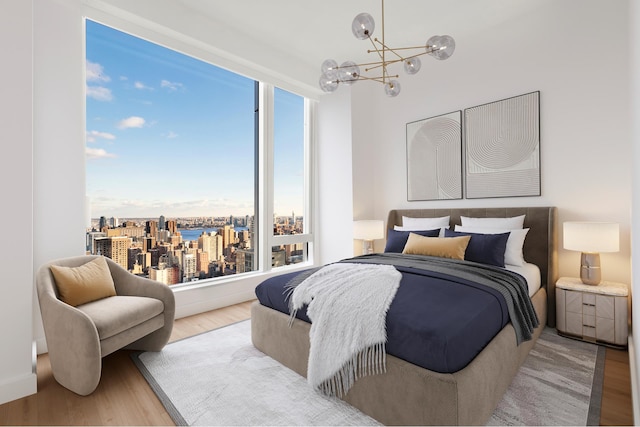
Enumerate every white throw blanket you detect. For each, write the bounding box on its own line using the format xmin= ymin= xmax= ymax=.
xmin=288 ymin=263 xmax=402 ymax=397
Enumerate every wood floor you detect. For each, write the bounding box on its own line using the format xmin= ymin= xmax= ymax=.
xmin=0 ymin=300 xmax=633 ymax=426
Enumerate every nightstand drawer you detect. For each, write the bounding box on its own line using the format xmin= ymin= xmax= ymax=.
xmin=583 ymin=314 xmax=596 ymax=327
xmin=596 ymin=317 xmax=615 ymax=342
xmin=565 ymin=311 xmax=583 ymax=336
xmin=583 ymin=304 xmax=596 ymax=317
xmin=565 ymin=290 xmax=583 ymax=313
xmin=596 ymin=295 xmax=614 ymax=319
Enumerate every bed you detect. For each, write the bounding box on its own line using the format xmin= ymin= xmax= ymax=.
xmin=251 ymin=207 xmax=558 ymax=425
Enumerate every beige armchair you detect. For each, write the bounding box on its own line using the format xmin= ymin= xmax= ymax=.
xmin=36 ymin=255 xmax=175 ymax=395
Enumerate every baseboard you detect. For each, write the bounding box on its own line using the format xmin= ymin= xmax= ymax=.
xmin=174 ymin=288 xmax=256 ymax=319
xmin=0 ymin=372 xmax=37 ymax=405
xmin=629 ymin=333 xmax=640 ymax=425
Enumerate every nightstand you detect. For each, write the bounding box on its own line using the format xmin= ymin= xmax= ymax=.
xmin=556 ymin=277 xmax=628 ymax=347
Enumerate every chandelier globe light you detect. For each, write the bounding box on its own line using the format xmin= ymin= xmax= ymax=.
xmin=319 ymin=0 xmax=455 ymax=97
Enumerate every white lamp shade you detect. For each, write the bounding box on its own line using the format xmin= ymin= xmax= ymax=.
xmin=563 ymin=222 xmax=619 ymax=253
xmin=353 ymin=220 xmax=384 ymax=240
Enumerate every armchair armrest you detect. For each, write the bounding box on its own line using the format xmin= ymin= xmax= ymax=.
xmin=36 ymin=265 xmax=102 ymax=395
xmin=105 ymin=258 xmax=176 ymax=350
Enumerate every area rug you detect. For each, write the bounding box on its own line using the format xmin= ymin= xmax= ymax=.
xmin=132 ymin=320 xmax=605 ymax=426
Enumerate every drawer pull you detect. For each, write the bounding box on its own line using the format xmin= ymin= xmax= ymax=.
xmin=583 ymin=325 xmax=595 ymax=329
xmin=583 ymin=303 xmax=595 ymax=307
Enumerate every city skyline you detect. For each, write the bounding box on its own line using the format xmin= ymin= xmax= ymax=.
xmin=85 ymin=20 xmax=305 ymax=219
xmin=87 ymin=209 xmax=305 ymax=285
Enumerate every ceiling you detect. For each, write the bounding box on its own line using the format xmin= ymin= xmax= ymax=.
xmin=175 ymin=0 xmax=552 ymax=76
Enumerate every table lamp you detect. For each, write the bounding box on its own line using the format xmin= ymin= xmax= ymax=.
xmin=563 ymin=221 xmax=619 ymax=285
xmin=353 ymin=220 xmax=384 ymax=255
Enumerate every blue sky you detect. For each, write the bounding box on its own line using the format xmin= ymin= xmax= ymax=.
xmin=85 ymin=20 xmax=304 ymax=219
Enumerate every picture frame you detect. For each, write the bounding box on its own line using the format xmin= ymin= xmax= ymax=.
xmin=464 ymin=91 xmax=541 ymax=199
xmin=406 ymin=111 xmax=462 ymax=201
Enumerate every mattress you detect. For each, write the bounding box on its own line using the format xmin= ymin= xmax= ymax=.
xmin=255 ymin=255 xmax=537 ymax=374
xmin=505 ymin=262 xmax=541 ymax=296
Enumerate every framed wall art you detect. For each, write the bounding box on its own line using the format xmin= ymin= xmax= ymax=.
xmin=464 ymin=91 xmax=540 ymax=199
xmin=406 ymin=111 xmax=462 ymax=201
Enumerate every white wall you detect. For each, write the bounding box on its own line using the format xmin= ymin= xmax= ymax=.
xmin=317 ymin=90 xmax=355 ymax=263
xmin=352 ymin=0 xmax=632 ymax=284
xmin=0 ymin=0 xmax=37 ymax=405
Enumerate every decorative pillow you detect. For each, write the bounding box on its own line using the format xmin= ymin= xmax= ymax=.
xmin=460 ymin=214 xmax=526 ymax=230
xmin=402 ymin=215 xmax=450 ymax=229
xmin=384 ymin=228 xmax=440 ymax=253
xmin=444 ymin=229 xmax=510 ymax=267
xmin=402 ymin=233 xmax=471 ymax=260
xmin=455 ymin=226 xmax=529 ymax=266
xmin=49 ymin=257 xmax=116 ymax=307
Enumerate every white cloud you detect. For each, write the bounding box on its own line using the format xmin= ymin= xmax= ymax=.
xmin=117 ymin=116 xmax=146 ymax=129
xmin=161 ymin=80 xmax=184 ymax=91
xmin=165 ymin=131 xmax=178 ymax=139
xmin=86 ymin=85 xmax=113 ymax=101
xmin=86 ymin=147 xmax=116 ymax=159
xmin=134 ymin=81 xmax=153 ymax=90
xmin=86 ymin=60 xmax=111 ymax=83
xmin=86 ymin=130 xmax=116 ymax=143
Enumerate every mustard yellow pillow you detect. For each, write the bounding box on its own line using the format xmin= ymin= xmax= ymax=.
xmin=402 ymin=233 xmax=471 ymax=260
xmin=50 ymin=257 xmax=116 ymax=306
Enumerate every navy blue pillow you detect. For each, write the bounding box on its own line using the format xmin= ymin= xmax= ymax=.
xmin=444 ymin=229 xmax=510 ymax=267
xmin=384 ymin=229 xmax=440 ymax=253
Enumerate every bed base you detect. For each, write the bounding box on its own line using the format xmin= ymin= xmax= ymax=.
xmin=251 ymin=288 xmax=547 ymax=426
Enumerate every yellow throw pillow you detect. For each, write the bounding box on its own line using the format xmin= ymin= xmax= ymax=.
xmin=402 ymin=233 xmax=471 ymax=260
xmin=49 ymin=257 xmax=117 ymax=306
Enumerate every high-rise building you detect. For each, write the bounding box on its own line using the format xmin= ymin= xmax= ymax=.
xmin=143 ymin=236 xmax=156 ymax=252
xmin=94 ymin=236 xmax=130 ymax=270
xmin=219 ymin=225 xmax=236 ymax=253
xmin=86 ymin=231 xmax=106 ymax=254
xmin=196 ymin=251 xmax=209 ymax=275
xmin=182 ymin=253 xmax=196 ymax=281
xmin=146 ymin=220 xmax=158 ymax=238
xmin=166 ymin=219 xmax=177 ymax=234
xmin=236 ymin=249 xmax=253 ymax=273
xmin=238 ymin=230 xmax=250 ymax=249
xmin=127 ymin=247 xmax=142 ymax=270
xmin=99 ymin=216 xmax=108 ymax=231
xmin=159 ymin=215 xmax=166 ymax=230
xmin=105 ymin=225 xmax=145 ymax=238
xmin=150 ymin=264 xmax=179 ymax=285
xmin=157 ymin=229 xmax=170 ymax=243
xmin=136 ymin=251 xmax=151 ymax=272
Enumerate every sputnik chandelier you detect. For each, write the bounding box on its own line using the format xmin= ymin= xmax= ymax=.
xmin=319 ymin=0 xmax=455 ymax=97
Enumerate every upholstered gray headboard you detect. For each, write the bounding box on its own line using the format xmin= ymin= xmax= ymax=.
xmin=387 ymin=207 xmax=558 ymax=327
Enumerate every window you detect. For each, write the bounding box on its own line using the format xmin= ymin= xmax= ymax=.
xmin=85 ymin=20 xmax=313 ymax=285
xmin=271 ymin=87 xmax=310 ymax=267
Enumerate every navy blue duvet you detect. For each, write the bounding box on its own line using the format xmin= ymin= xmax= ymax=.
xmin=255 ymin=257 xmax=521 ymax=374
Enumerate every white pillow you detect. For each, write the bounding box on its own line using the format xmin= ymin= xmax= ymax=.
xmin=460 ymin=215 xmax=525 ymax=230
xmin=395 ymin=224 xmax=450 ymax=237
xmin=402 ymin=215 xmax=450 ymax=229
xmin=399 ymin=216 xmax=450 ymax=238
xmin=455 ymin=225 xmax=529 ymax=266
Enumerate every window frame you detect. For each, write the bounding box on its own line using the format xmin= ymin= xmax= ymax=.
xmin=83 ymin=14 xmax=316 ymax=289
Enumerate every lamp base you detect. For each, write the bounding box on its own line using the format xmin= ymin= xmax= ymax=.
xmin=362 ymin=240 xmax=374 ymax=255
xmin=580 ymin=252 xmax=601 ymax=285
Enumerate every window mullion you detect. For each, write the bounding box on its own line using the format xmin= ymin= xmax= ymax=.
xmin=258 ymin=82 xmax=274 ymax=273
